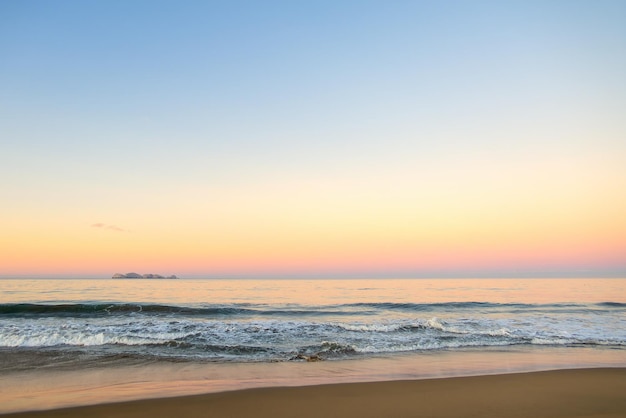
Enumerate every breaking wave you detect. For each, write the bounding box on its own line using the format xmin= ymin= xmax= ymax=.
xmin=1 ymin=300 xmax=624 ymax=364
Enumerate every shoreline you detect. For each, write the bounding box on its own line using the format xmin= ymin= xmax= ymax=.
xmin=3 ymin=368 xmax=626 ymax=418
xmin=1 ymin=346 xmax=625 ymax=415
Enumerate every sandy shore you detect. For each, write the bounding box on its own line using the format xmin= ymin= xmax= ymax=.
xmin=3 ymin=368 xmax=625 ymax=418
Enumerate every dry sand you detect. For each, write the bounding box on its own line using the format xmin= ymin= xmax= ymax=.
xmin=3 ymin=368 xmax=625 ymax=418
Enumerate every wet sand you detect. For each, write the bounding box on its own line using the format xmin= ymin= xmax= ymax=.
xmin=4 ymin=368 xmax=625 ymax=418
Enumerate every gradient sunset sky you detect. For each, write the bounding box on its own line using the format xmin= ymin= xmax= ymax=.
xmin=1 ymin=1 xmax=625 ymax=278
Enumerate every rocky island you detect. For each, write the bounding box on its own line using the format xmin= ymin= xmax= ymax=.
xmin=112 ymin=272 xmax=178 ymax=279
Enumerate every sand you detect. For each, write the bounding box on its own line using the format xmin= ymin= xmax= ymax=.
xmin=3 ymin=368 xmax=625 ymax=418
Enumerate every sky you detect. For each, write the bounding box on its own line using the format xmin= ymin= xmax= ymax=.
xmin=1 ymin=0 xmax=625 ymax=278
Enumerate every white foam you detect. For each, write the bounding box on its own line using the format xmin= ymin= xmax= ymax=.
xmin=1 ymin=303 xmax=625 ymax=358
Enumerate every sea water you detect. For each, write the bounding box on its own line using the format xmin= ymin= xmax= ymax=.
xmin=1 ymin=278 xmax=625 ymax=412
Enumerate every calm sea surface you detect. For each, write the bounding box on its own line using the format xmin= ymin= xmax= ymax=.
xmin=1 ymin=278 xmax=625 ymax=369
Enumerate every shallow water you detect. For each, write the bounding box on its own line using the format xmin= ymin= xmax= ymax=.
xmin=1 ymin=346 xmax=625 ymax=413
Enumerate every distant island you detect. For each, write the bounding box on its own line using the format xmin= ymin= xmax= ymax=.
xmin=112 ymin=272 xmax=178 ymax=279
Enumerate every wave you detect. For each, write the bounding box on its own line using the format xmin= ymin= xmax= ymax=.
xmin=3 ymin=316 xmax=623 ymax=351
xmin=0 ymin=303 xmax=366 ymax=317
xmin=2 ymin=299 xmax=624 ymax=364
xmin=0 ymin=330 xmax=197 ymax=348
xmin=597 ymin=302 xmax=626 ymax=308
xmin=2 ymin=301 xmax=621 ymax=318
xmin=342 ymin=301 xmax=622 ymax=311
xmin=343 ymin=301 xmax=521 ymax=310
xmin=0 ymin=303 xmax=252 ymax=316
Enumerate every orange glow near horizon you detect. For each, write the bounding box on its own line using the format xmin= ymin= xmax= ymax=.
xmin=1 ymin=150 xmax=625 ymax=278
xmin=2 ymin=218 xmax=624 ymax=277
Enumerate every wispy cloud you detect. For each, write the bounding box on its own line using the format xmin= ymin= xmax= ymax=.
xmin=91 ymin=223 xmax=128 ymax=233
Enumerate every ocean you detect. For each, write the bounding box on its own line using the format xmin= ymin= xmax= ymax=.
xmin=1 ymin=278 xmax=625 ymax=412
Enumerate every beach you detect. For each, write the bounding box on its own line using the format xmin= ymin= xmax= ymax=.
xmin=4 ymin=0 xmax=626 ymax=416
xmin=3 ymin=368 xmax=625 ymax=418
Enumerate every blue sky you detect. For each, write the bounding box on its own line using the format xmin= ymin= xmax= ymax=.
xmin=3 ymin=0 xmax=625 ymax=166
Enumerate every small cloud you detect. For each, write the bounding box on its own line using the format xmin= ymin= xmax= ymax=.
xmin=91 ymin=223 xmax=128 ymax=233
